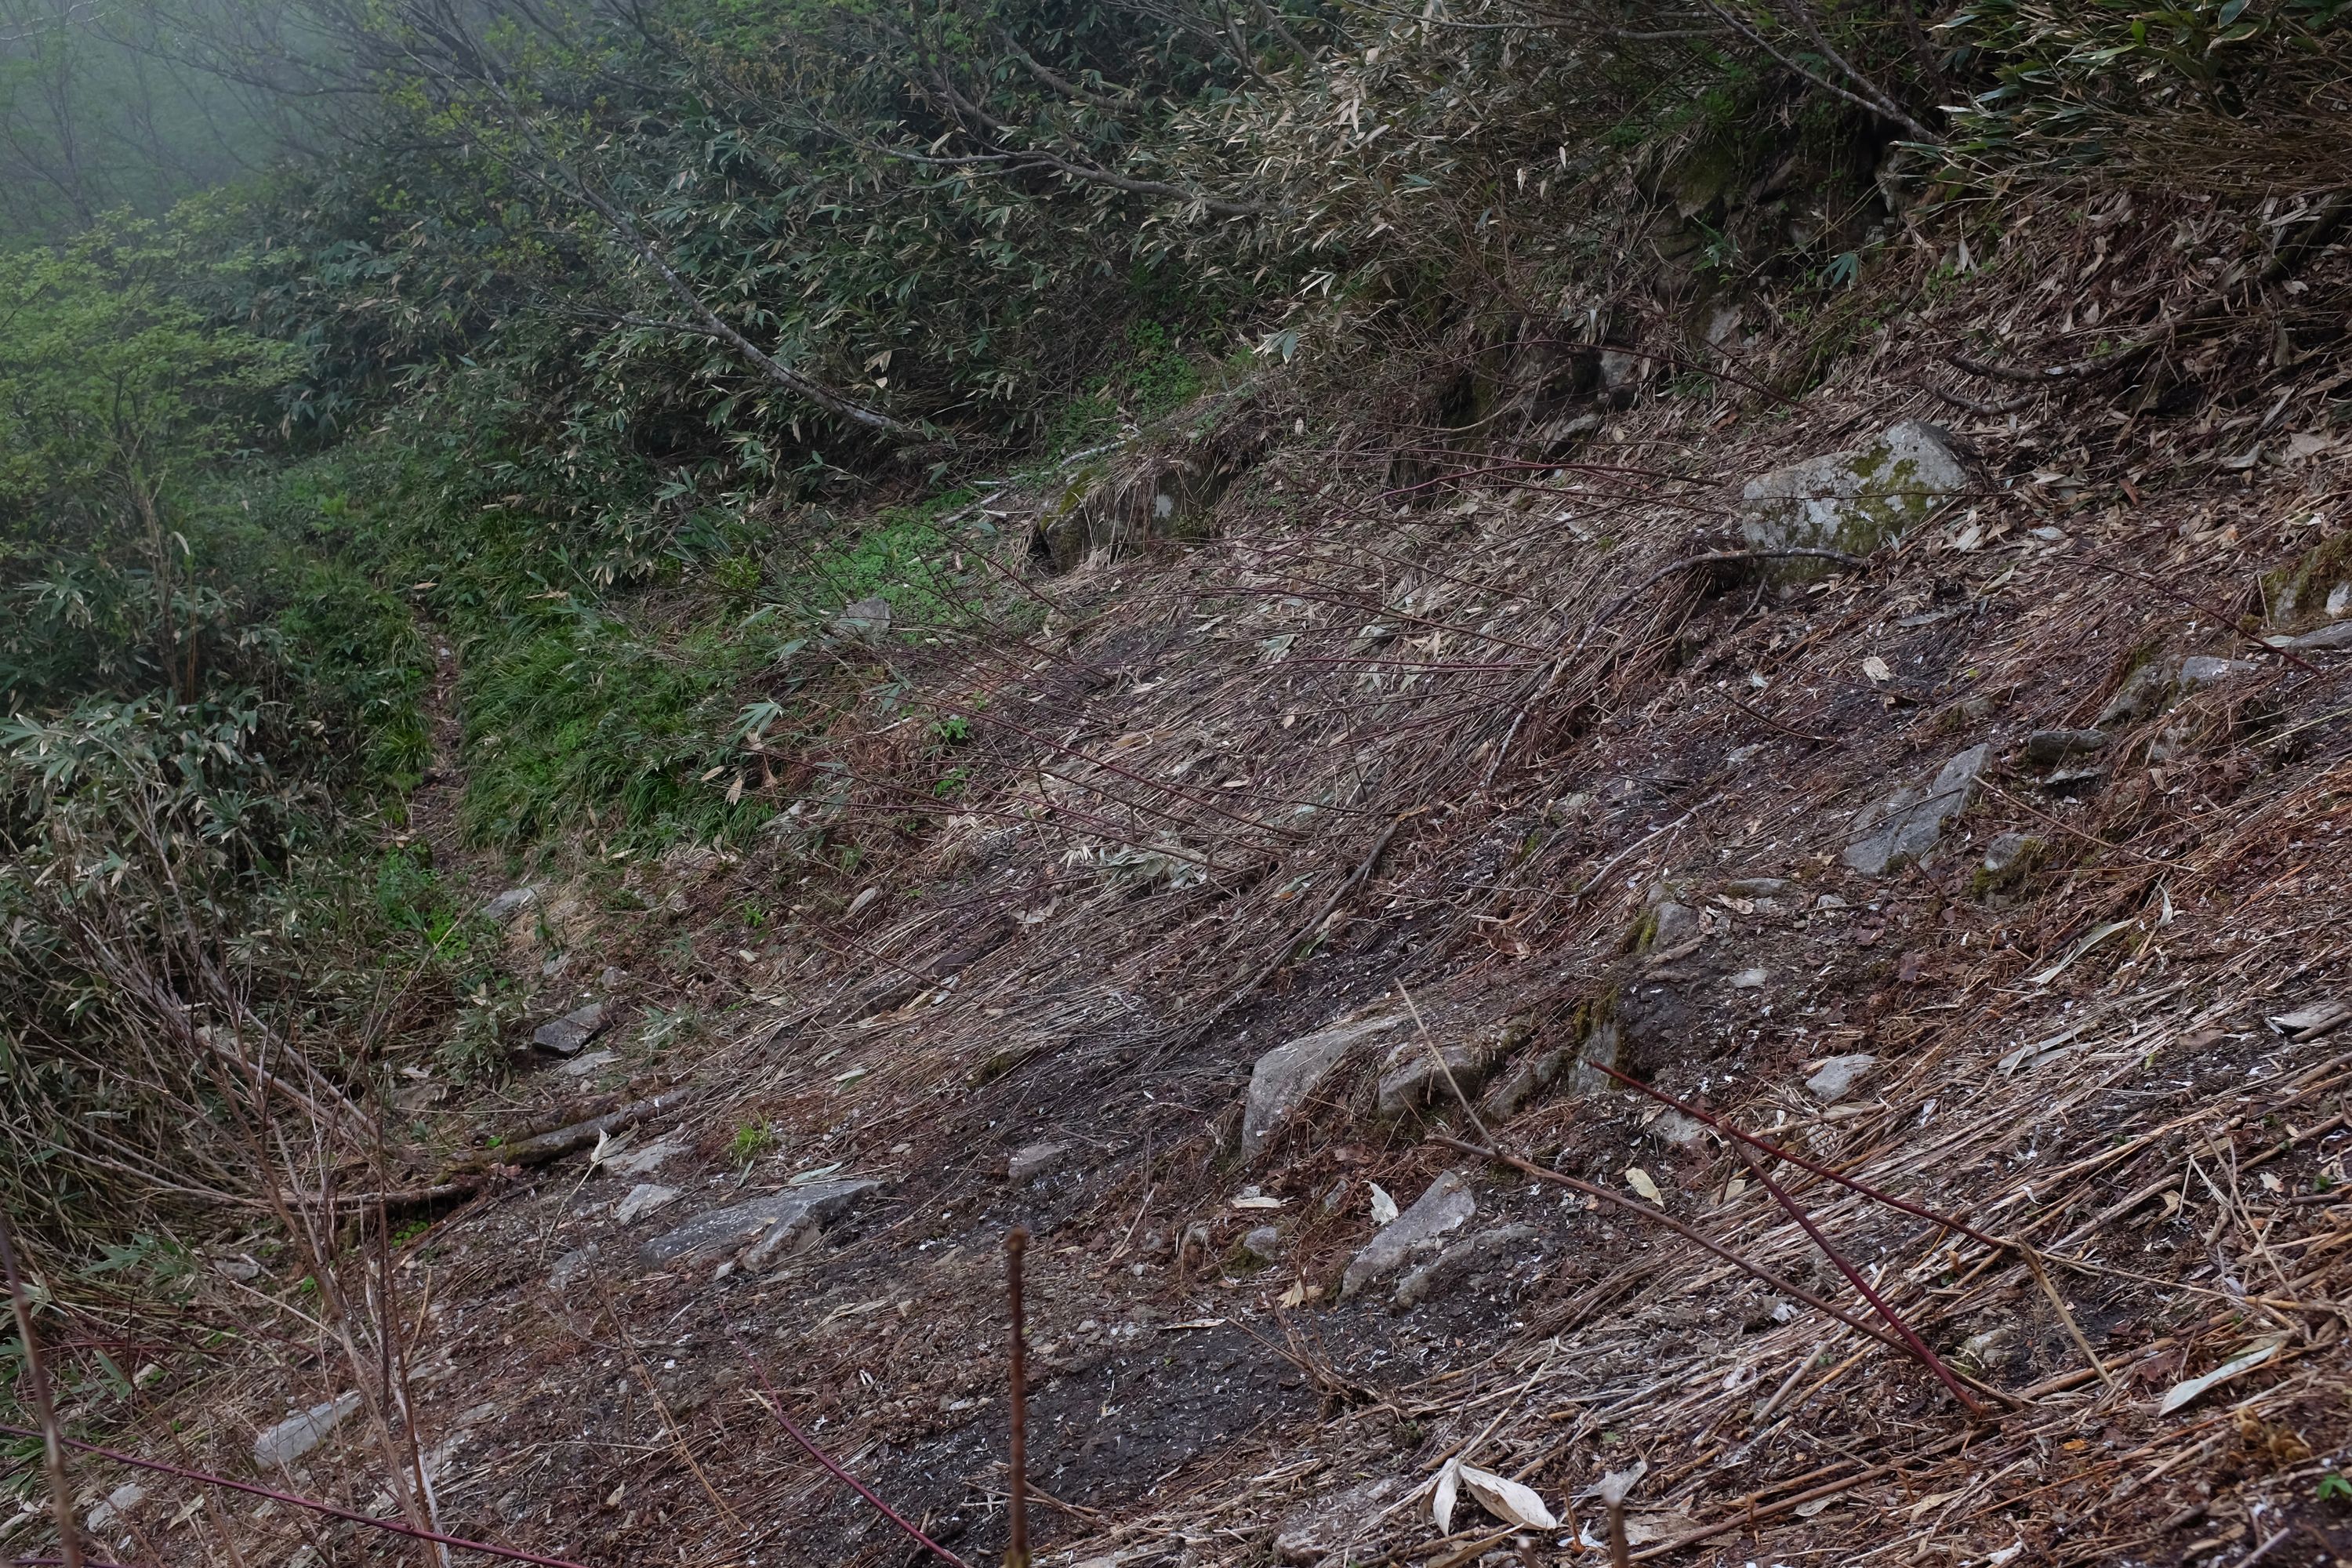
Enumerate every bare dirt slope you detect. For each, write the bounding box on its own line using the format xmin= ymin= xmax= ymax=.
xmin=90 ymin=191 xmax=2352 ymax=1568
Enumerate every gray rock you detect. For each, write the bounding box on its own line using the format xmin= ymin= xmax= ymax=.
xmin=1392 ymin=1222 xmax=1544 ymax=1311
xmin=1722 ymin=877 xmax=1794 ymax=898
xmin=1376 ymin=1042 xmax=1486 ymax=1118
xmin=87 ymin=1482 xmax=145 ymax=1534
xmin=485 ymin=885 xmax=539 ymax=922
xmin=2097 ymin=654 xmax=2260 ymax=729
xmin=253 ymin=1393 xmax=362 ymax=1469
xmin=640 ymin=1180 xmax=878 ymax=1269
xmin=1240 ymin=1225 xmax=1283 ymax=1261
xmin=1240 ymin=1013 xmax=1401 ymax=1160
xmin=549 ymin=1243 xmax=599 ymax=1293
xmin=1740 ymin=421 xmax=1967 ymax=566
xmin=1805 ymin=1053 xmax=1878 ymax=1102
xmin=1479 ymin=1049 xmax=1566 ymax=1120
xmin=555 ymin=1048 xmax=619 ymax=1080
xmin=1341 ymin=1171 xmax=1475 ymax=1299
xmin=1646 ymin=900 xmax=1699 ymax=952
xmin=609 ymin=1132 xmax=688 ymax=1177
xmin=2268 ymin=619 xmax=2352 ymax=652
xmin=1272 ymin=1477 xmax=1410 ymax=1564
xmin=2020 ymin=728 xmax=2107 ymax=766
xmin=532 ymin=1002 xmax=608 ymax=1056
xmin=613 ymin=1182 xmax=680 ymax=1223
xmin=1567 ymin=1020 xmax=1623 ymax=1095
xmin=1981 ymin=831 xmax=2041 ymax=880
xmin=1007 ymin=1141 xmax=1069 ymax=1182
xmin=1842 ymin=743 xmax=1990 ymax=876
xmin=829 ymin=596 xmax=894 ymax=644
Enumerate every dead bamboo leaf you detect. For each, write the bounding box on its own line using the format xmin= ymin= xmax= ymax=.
xmin=2158 ymin=1338 xmax=2285 ymax=1415
xmin=1458 ymin=1465 xmax=1557 ymax=1530
xmin=1624 ymin=1167 xmax=1663 ymax=1205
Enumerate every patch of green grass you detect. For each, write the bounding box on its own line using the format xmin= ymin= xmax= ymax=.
xmin=458 ymin=611 xmax=770 ymax=848
xmin=728 ymin=1123 xmax=776 ymax=1167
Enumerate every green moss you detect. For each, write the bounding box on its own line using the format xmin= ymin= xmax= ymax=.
xmin=2266 ymin=528 xmax=2352 ymax=623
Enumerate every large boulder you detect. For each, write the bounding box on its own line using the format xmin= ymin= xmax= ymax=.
xmin=1842 ymin=743 xmax=1990 ymax=877
xmin=1741 ymin=421 xmax=1967 ymax=566
xmin=1240 ymin=1013 xmax=1401 ymax=1161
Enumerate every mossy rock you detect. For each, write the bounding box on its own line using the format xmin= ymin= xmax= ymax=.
xmin=2265 ymin=528 xmax=2352 ymax=626
xmin=1740 ymin=421 xmax=1968 ymax=575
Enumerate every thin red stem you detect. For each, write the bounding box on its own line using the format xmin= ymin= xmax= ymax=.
xmin=1731 ymin=1146 xmax=1987 ymax=1416
xmin=0 ymin=1426 xmax=590 ymax=1568
xmin=1596 ymin=1063 xmax=2004 ymax=1250
xmin=1007 ymin=1227 xmax=1030 ymax=1568
xmin=735 ymin=1352 xmax=971 ymax=1568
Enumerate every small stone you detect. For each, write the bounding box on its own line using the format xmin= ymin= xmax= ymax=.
xmin=87 ymin=1482 xmax=145 ymax=1533
xmin=1240 ymin=1013 xmax=1403 ymax=1160
xmin=555 ymin=1048 xmax=619 ymax=1079
xmin=1842 ymin=743 xmax=1990 ymax=877
xmin=1981 ymin=831 xmax=2042 ymax=880
xmin=2269 ymin=619 xmax=2352 ymax=652
xmin=1240 ymin=1225 xmax=1282 ymax=1261
xmin=1722 ymin=877 xmax=1793 ymax=897
xmin=2020 ymin=728 xmax=2108 ymax=765
xmin=611 ymin=1133 xmax=688 ymax=1176
xmin=1341 ymin=1171 xmax=1475 ymax=1299
xmin=549 ymin=1244 xmax=599 ymax=1293
xmin=1392 ymin=1222 xmax=1543 ymax=1310
xmin=641 ymin=1181 xmax=878 ymax=1269
xmin=532 ymin=1002 xmax=608 ymax=1056
xmin=1007 ymin=1141 xmax=1070 ymax=1182
xmin=1805 ymin=1054 xmax=1878 ymax=1102
xmin=1726 ymin=967 xmax=1769 ymax=990
xmin=253 ymin=1393 xmax=363 ymax=1468
xmin=614 ymin=1183 xmax=680 ymax=1223
xmin=829 ymin=596 xmax=893 ymax=644
xmin=1813 ymin=892 xmax=1849 ymax=910
xmin=598 ymin=967 xmax=630 ymax=989
xmin=485 ymin=886 xmax=539 ymax=922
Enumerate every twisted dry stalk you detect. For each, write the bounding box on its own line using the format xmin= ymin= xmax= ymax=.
xmin=0 ymin=1209 xmax=81 ymax=1568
